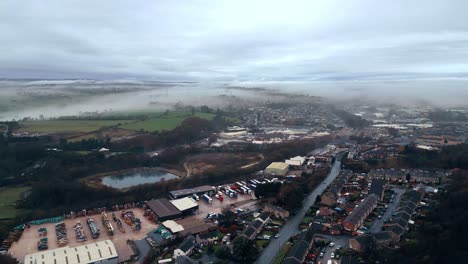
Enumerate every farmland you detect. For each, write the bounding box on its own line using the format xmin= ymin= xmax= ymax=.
xmin=119 ymin=112 xmax=216 ymax=132
xmin=0 ymin=186 xmax=30 ymax=220
xmin=17 ymin=119 xmax=131 ymax=133
xmin=16 ymin=111 xmax=217 ymax=134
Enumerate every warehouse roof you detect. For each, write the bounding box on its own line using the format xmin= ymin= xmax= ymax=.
xmin=24 ymin=240 xmax=117 ymax=264
xmin=146 ymin=198 xmax=181 ymax=218
xmin=169 ymin=185 xmax=215 ymax=198
xmin=266 ymin=162 xmax=289 ymax=171
xmin=170 ymin=197 xmax=199 ymax=212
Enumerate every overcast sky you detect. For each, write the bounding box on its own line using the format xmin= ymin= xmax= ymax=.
xmin=1 ymin=0 xmax=468 ymax=83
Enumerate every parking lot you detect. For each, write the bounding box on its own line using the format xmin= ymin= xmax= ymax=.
xmin=195 ymin=191 xmax=258 ymax=219
xmin=8 ymin=208 xmax=157 ymax=262
xmin=315 ymin=234 xmax=349 ymax=264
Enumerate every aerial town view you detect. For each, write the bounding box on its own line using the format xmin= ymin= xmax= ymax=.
xmin=1 ymin=1 xmax=468 ymax=264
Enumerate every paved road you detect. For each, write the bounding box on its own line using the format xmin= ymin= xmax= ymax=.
xmin=315 ymin=234 xmax=349 ymax=264
xmin=369 ymin=187 xmax=405 ymax=233
xmin=256 ymin=156 xmax=343 ymax=264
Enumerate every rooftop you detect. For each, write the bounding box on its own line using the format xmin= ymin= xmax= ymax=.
xmin=285 ymin=240 xmax=309 ymax=262
xmin=24 ymin=240 xmax=117 ymax=264
xmin=162 ymin=220 xmax=184 ymax=233
xmin=352 ymin=234 xmax=374 ymax=246
xmin=145 ymin=198 xmax=181 ymax=218
xmin=252 ymin=219 xmax=264 ymax=229
xmin=178 ymin=235 xmax=195 ymax=252
xmin=344 ymin=195 xmax=379 ymax=225
xmin=373 ymin=231 xmax=392 ymax=241
xmin=170 ymin=197 xmax=198 ymax=212
xmin=169 ymin=185 xmax=215 ymax=198
xmin=369 ymin=179 xmax=387 ymax=197
xmin=266 ymin=162 xmax=289 ymax=171
xmin=388 ymin=225 xmax=405 ymax=236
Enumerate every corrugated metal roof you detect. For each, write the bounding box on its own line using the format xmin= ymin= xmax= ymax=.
xmin=170 ymin=197 xmax=198 ymax=212
xmin=24 ymin=240 xmax=117 ymax=264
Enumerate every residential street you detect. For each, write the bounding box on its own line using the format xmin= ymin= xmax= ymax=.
xmin=369 ymin=187 xmax=405 ymax=234
xmin=256 ymin=156 xmax=342 ymax=264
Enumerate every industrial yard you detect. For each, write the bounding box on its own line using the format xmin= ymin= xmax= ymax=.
xmin=195 ymin=191 xmax=258 ymax=219
xmin=7 ymin=208 xmax=156 ymax=262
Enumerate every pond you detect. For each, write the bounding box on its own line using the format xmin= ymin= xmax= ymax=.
xmin=101 ymin=169 xmax=178 ymax=189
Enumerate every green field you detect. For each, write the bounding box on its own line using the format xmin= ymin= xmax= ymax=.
xmin=18 ymin=119 xmax=132 ymax=133
xmin=18 ymin=111 xmax=217 ymax=134
xmin=118 ymin=112 xmax=216 ymax=132
xmin=0 ymin=186 xmax=30 ymax=220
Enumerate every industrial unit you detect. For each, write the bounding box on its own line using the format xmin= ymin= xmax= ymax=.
xmin=145 ymin=198 xmax=182 ymax=221
xmin=169 ymin=185 xmax=215 ymax=199
xmin=169 ymin=197 xmax=199 ymax=216
xmin=24 ymin=240 xmax=118 ymax=264
xmin=265 ymin=162 xmax=289 ymax=176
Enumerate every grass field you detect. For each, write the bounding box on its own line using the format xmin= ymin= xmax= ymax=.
xmin=0 ymin=186 xmax=30 ymax=220
xmin=119 ymin=112 xmax=216 ymax=132
xmin=18 ymin=111 xmax=216 ymax=134
xmin=18 ymin=119 xmax=132 ymax=133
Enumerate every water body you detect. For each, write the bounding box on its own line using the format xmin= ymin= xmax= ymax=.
xmin=101 ymin=169 xmax=177 ymax=189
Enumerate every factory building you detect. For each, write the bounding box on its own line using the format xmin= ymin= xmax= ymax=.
xmin=170 ymin=197 xmax=199 ymax=216
xmin=24 ymin=240 xmax=118 ymax=264
xmin=265 ymin=162 xmax=289 ymax=176
xmin=145 ymin=198 xmax=182 ymax=221
xmin=169 ymin=185 xmax=215 ymax=199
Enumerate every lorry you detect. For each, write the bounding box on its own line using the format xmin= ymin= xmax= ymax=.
xmin=227 ymin=190 xmax=237 ymax=198
xmin=202 ymin=194 xmax=212 ymax=204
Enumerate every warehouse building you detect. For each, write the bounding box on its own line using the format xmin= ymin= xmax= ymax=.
xmin=265 ymin=162 xmax=289 ymax=176
xmin=285 ymin=156 xmax=306 ymax=167
xmin=145 ymin=198 xmax=182 ymax=221
xmin=170 ymin=197 xmax=199 ymax=216
xmin=169 ymin=185 xmax=215 ymax=199
xmin=24 ymin=240 xmax=118 ymax=264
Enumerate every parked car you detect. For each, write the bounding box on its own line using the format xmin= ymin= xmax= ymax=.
xmin=329 ymin=242 xmax=335 ymax=247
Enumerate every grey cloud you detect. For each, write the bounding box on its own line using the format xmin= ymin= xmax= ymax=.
xmin=0 ymin=0 xmax=468 ymax=84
